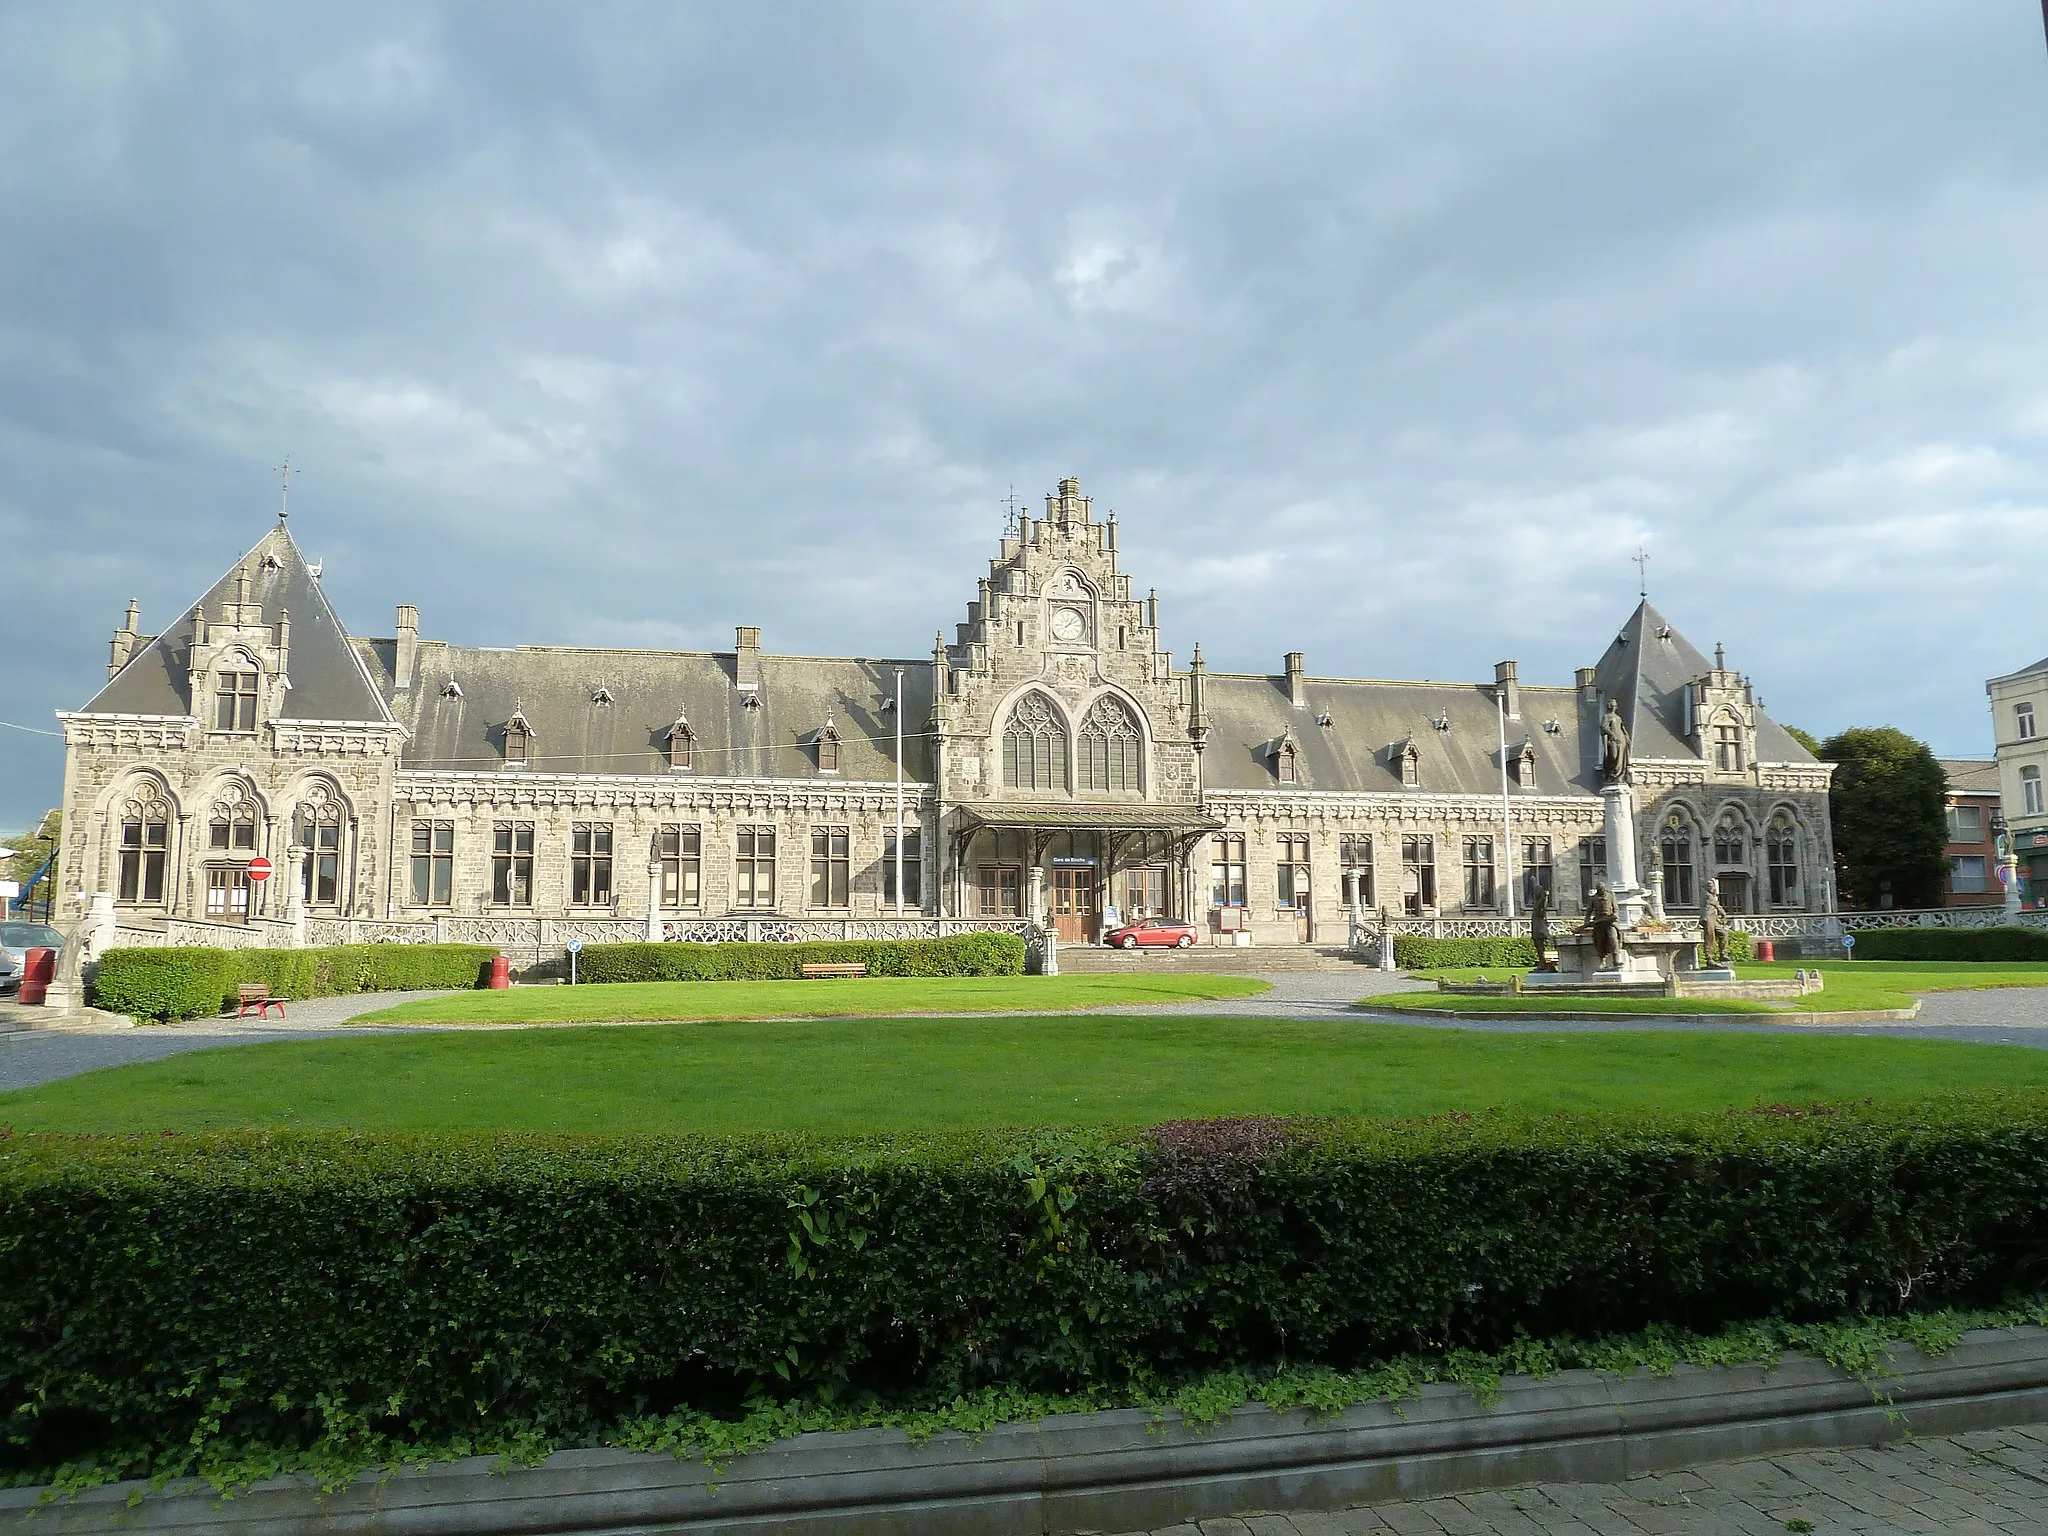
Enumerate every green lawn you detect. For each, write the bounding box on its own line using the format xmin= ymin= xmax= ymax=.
xmin=1379 ymin=993 xmax=1776 ymax=1016
xmin=6 ymin=1015 xmax=2047 ymax=1135
xmin=1387 ymin=959 xmax=2048 ymax=1015
xmin=354 ymin=973 xmax=1271 ymax=1024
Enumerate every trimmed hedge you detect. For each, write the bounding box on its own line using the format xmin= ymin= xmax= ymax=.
xmin=91 ymin=944 xmax=498 ymax=1021
xmin=4 ymin=1097 xmax=2048 ymax=1476
xmin=1394 ymin=928 xmax=1752 ymax=970
xmin=576 ymin=932 xmax=1026 ymax=983
xmin=1849 ymin=926 xmax=2048 ymax=963
xmin=1393 ymin=936 xmax=1538 ymax=969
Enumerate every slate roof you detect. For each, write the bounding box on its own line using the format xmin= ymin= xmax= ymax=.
xmin=1199 ymin=675 xmax=1594 ymax=796
xmin=1591 ymin=600 xmax=1816 ymax=766
xmin=1940 ymin=758 xmax=2000 ymax=796
xmin=81 ymin=525 xmax=394 ymax=725
xmin=374 ymin=641 xmax=938 ymax=783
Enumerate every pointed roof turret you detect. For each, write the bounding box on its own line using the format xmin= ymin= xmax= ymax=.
xmin=1590 ymin=599 xmax=1815 ymax=767
xmin=82 ymin=522 xmax=395 ymax=725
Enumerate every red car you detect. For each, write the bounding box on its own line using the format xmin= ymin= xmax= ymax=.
xmin=1103 ymin=917 xmax=1198 ymax=949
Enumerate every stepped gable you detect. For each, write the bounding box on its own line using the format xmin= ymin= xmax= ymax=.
xmin=1197 ymin=672 xmax=1590 ymax=796
xmin=1592 ymin=599 xmax=1815 ymax=766
xmin=82 ymin=524 xmax=394 ymax=725
xmin=383 ymin=637 xmax=938 ymax=782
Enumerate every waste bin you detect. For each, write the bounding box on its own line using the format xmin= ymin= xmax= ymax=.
xmin=18 ymin=947 xmax=54 ymax=1006
xmin=489 ymin=953 xmax=511 ymax=990
xmin=1753 ymin=939 xmax=1775 ymax=962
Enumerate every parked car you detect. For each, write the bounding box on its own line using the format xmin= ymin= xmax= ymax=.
xmin=0 ymin=922 xmax=63 ymax=995
xmin=1102 ymin=917 xmax=1198 ymax=950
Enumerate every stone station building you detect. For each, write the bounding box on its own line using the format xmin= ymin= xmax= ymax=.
xmin=55 ymin=478 xmax=1835 ymax=954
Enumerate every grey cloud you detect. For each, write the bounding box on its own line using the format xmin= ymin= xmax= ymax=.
xmin=4 ymin=0 xmax=2048 ymax=826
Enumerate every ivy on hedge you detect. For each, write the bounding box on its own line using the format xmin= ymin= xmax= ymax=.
xmin=5 ymin=1095 xmax=2048 ymax=1479
xmin=91 ymin=945 xmax=498 ymax=1021
xmin=576 ymin=932 xmax=1026 ymax=982
xmin=1850 ymin=926 xmax=2048 ymax=963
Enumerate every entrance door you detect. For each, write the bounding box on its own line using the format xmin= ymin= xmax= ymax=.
xmin=1718 ymin=872 xmax=1751 ymax=915
xmin=205 ymin=865 xmax=252 ymax=923
xmin=1124 ymin=866 xmax=1166 ymax=920
xmin=1053 ymin=867 xmax=1098 ymax=944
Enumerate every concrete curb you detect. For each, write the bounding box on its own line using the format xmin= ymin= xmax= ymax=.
xmin=7 ymin=1327 xmax=2047 ymax=1534
xmin=1367 ymin=1004 xmax=1922 ymax=1024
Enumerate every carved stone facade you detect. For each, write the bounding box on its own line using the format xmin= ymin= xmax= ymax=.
xmin=55 ymin=479 xmax=1834 ymax=948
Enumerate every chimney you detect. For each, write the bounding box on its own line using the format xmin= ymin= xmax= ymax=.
xmin=1494 ymin=660 xmax=1520 ymax=720
xmin=735 ymin=624 xmax=763 ymax=695
xmin=1146 ymin=588 xmax=1159 ymax=632
xmin=1285 ymin=651 xmax=1307 ymax=708
xmin=395 ymin=604 xmax=419 ymax=691
xmin=1575 ymin=666 xmax=1598 ymax=703
xmin=108 ymin=598 xmax=140 ymax=678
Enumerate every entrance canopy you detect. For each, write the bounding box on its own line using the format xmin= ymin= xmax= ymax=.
xmin=952 ymin=802 xmax=1222 ymax=835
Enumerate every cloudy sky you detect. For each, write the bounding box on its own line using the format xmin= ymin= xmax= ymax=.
xmin=3 ymin=2 xmax=2047 ymax=830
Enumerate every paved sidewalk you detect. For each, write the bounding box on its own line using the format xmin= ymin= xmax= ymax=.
xmin=1111 ymin=1423 xmax=2048 ymax=1534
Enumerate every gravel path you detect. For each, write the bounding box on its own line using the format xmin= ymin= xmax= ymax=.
xmin=3 ymin=975 xmax=2048 ymax=1093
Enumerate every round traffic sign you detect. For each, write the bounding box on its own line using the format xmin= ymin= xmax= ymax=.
xmin=1840 ymin=932 xmax=1855 ymax=950
xmin=566 ymin=939 xmax=583 ymax=954
xmin=247 ymin=856 xmax=273 ymax=882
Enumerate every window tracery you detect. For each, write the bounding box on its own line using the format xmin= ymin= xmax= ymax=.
xmin=1002 ymin=691 xmax=1069 ymax=792
xmin=1079 ymin=695 xmax=1141 ymax=793
xmin=294 ymin=782 xmax=344 ymax=908
xmin=117 ymin=783 xmax=172 ymax=904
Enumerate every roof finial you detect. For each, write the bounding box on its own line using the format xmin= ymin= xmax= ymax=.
xmin=277 ymin=456 xmax=296 ymax=524
xmin=1633 ymin=545 xmax=1649 ymax=599
xmin=1001 ymin=484 xmax=1023 ymax=537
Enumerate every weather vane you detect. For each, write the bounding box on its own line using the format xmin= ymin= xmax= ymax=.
xmin=1633 ymin=545 xmax=1650 ymax=599
xmin=278 ymin=457 xmax=298 ymax=524
xmin=1001 ymin=485 xmax=1023 ymax=537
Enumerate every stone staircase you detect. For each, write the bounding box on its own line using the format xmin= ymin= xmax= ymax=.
xmin=1054 ymin=944 xmax=1380 ymax=975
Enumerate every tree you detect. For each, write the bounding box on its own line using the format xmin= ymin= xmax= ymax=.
xmin=1819 ymin=728 xmax=1947 ymax=910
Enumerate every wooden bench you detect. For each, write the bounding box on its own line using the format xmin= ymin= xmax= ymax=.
xmin=235 ymin=983 xmax=286 ymax=1020
xmin=798 ymin=963 xmax=869 ymax=980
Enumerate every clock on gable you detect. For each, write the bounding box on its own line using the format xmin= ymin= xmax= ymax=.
xmin=1050 ymin=604 xmax=1089 ymax=644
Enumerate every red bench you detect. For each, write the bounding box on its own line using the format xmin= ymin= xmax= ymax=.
xmin=235 ymin=983 xmax=286 ymax=1020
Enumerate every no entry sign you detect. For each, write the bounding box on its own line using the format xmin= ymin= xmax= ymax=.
xmin=247 ymin=856 xmax=273 ymax=882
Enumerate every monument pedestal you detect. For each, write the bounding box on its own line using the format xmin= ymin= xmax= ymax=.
xmin=1603 ymin=782 xmax=1647 ymax=929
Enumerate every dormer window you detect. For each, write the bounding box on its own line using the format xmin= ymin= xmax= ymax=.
xmin=1276 ymin=740 xmax=1298 ymax=784
xmin=816 ymin=720 xmax=841 ymax=774
xmin=213 ymin=667 xmax=259 ymax=733
xmin=1393 ymin=738 xmax=1421 ymax=788
xmin=504 ymin=711 xmax=533 ymax=767
xmin=440 ymin=677 xmax=463 ymax=700
xmin=1507 ymin=741 xmax=1537 ymax=788
xmin=667 ymin=717 xmax=695 ymax=771
xmin=1713 ymin=720 xmax=1744 ymax=772
xmin=591 ymin=686 xmax=615 ymax=706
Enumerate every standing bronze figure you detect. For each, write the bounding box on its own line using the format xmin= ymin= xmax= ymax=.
xmin=1529 ymin=885 xmax=1556 ymax=971
xmin=1600 ymin=698 xmax=1632 ymax=785
xmin=1585 ymin=884 xmax=1621 ymax=971
xmin=1701 ymin=877 xmax=1732 ymax=966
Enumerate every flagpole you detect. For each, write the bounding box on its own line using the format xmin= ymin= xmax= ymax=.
xmin=894 ymin=666 xmax=905 ymax=917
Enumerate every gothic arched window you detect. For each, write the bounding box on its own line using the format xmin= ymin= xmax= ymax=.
xmin=1766 ymin=813 xmax=1801 ymax=907
xmin=1079 ymin=695 xmax=1142 ymax=793
xmin=117 ymin=784 xmax=172 ymax=904
xmin=209 ymin=782 xmax=260 ymax=853
xmin=667 ymin=716 xmax=694 ymax=771
xmin=1659 ymin=812 xmax=1696 ymax=907
xmin=294 ymin=783 xmax=344 ymax=908
xmin=1002 ymin=691 xmax=1069 ymax=792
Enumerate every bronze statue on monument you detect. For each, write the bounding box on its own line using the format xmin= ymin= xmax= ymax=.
xmin=1600 ymin=698 xmax=1632 ymax=785
xmin=1583 ymin=884 xmax=1621 ymax=971
xmin=1701 ymin=877 xmax=1732 ymax=967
